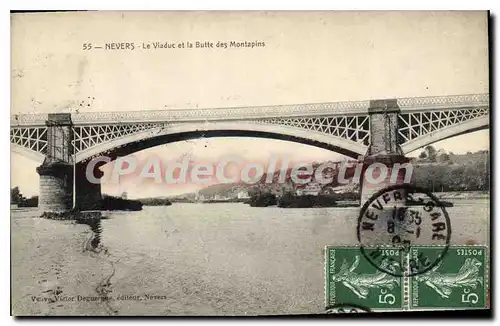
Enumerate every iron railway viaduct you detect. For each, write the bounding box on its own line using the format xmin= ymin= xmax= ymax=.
xmin=10 ymin=93 xmax=489 ymax=213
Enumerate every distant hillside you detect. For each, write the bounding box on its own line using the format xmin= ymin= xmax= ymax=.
xmin=180 ymin=148 xmax=489 ymax=199
xmin=411 ymin=149 xmax=489 ymax=192
xmin=190 ymin=160 xmax=358 ymax=199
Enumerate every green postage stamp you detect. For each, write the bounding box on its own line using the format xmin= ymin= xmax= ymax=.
xmin=325 ymin=246 xmax=404 ymax=311
xmin=410 ymin=246 xmax=487 ymax=310
xmin=325 ymin=246 xmax=488 ymax=311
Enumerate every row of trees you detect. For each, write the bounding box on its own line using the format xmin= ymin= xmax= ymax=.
xmin=417 ymin=145 xmax=486 ymax=164
xmin=10 ymin=187 xmax=38 ymax=207
xmin=418 ymin=145 xmax=452 ymax=163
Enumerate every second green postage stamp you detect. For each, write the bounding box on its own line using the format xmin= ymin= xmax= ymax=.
xmin=410 ymin=246 xmax=487 ymax=309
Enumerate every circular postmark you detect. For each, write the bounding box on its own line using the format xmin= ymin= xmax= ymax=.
xmin=325 ymin=303 xmax=371 ymax=314
xmin=357 ymin=184 xmax=451 ymax=277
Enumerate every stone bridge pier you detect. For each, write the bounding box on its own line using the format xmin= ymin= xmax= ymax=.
xmin=36 ymin=114 xmax=102 ymax=214
xmin=359 ymin=99 xmax=411 ymax=205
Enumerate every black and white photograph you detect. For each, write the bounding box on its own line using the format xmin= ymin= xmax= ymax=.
xmin=9 ymin=10 xmax=491 ymax=316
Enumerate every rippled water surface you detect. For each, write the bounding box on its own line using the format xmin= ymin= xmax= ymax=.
xmin=91 ymin=200 xmax=488 ymax=315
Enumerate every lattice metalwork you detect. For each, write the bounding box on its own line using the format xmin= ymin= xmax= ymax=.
xmin=10 ymin=93 xmax=490 ymax=158
xmin=398 ymin=93 xmax=489 ymax=109
xmin=10 ymin=113 xmax=48 ymax=126
xmin=68 ymin=100 xmax=371 ymax=124
xmin=398 ymin=107 xmax=489 ymax=143
xmin=10 ymin=127 xmax=48 ymax=154
xmin=11 ymin=93 xmax=489 ymax=127
xmin=256 ymin=115 xmax=371 ymax=145
xmin=72 ymin=123 xmax=168 ymax=153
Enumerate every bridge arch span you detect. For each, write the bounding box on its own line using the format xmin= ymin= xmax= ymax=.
xmin=11 ymin=143 xmax=45 ymax=162
xmin=75 ymin=122 xmax=368 ymax=164
xmin=401 ymin=115 xmax=489 ymax=154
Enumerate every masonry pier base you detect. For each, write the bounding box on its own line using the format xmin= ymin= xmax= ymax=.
xmin=36 ymin=162 xmax=73 ymax=214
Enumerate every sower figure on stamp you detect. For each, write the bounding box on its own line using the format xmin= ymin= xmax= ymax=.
xmin=415 ymin=258 xmax=484 ymax=299
xmin=332 ymin=255 xmax=400 ymax=299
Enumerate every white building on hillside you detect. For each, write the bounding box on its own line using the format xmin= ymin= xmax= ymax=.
xmin=296 ymin=182 xmax=321 ymax=196
xmin=237 ymin=190 xmax=250 ymax=199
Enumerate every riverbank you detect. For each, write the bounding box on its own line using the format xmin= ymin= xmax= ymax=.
xmin=434 ymin=191 xmax=489 ymax=200
xmin=101 ymin=195 xmax=143 ymax=211
xmin=248 ymin=190 xmax=489 ymax=208
xmin=11 ymin=209 xmax=115 ymax=316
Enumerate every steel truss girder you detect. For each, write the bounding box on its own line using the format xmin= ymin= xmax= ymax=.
xmin=10 ymin=105 xmax=490 ymax=158
xmin=397 ymin=107 xmax=489 ymax=143
xmin=255 ymin=115 xmax=371 ymax=146
xmin=10 ymin=127 xmax=48 ymax=154
xmin=72 ymin=123 xmax=168 ymax=153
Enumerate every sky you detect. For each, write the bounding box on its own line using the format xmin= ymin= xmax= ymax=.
xmin=10 ymin=11 xmax=490 ymax=198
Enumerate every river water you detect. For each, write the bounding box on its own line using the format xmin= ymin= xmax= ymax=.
xmin=86 ymin=200 xmax=488 ymax=315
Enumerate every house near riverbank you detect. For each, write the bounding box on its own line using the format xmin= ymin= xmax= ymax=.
xmin=237 ymin=190 xmax=250 ymax=199
xmin=296 ymin=182 xmax=321 ymax=196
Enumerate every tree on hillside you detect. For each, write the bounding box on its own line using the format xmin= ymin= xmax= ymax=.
xmin=424 ymin=145 xmax=437 ymax=162
xmin=438 ymin=152 xmax=451 ymax=163
xmin=418 ymin=151 xmax=427 ymax=159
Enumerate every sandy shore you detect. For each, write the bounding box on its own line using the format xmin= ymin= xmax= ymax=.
xmin=11 ymin=209 xmax=115 ymax=316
